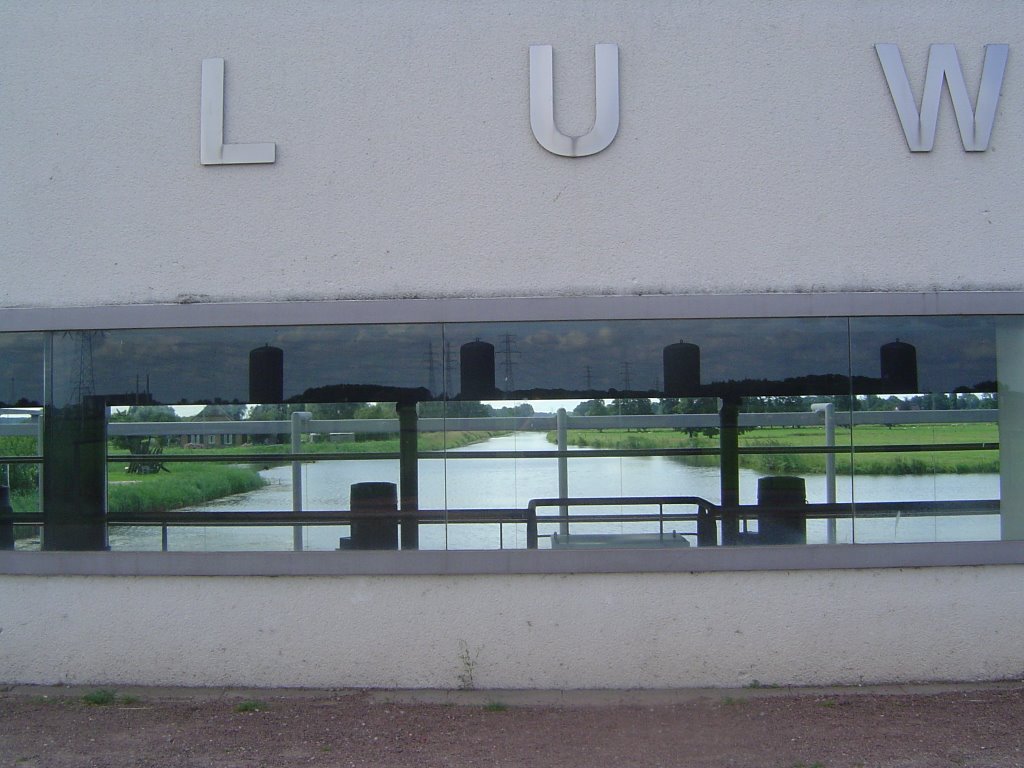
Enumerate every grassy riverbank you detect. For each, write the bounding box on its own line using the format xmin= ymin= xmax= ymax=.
xmin=551 ymin=423 xmax=1000 ymax=475
xmin=10 ymin=430 xmax=502 ymax=537
xmin=106 ymin=464 xmax=266 ymax=516
xmin=103 ymin=430 xmax=501 ymax=515
xmin=8 ymin=464 xmax=267 ymax=529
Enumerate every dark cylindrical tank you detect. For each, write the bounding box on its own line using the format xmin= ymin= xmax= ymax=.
xmin=663 ymin=341 xmax=701 ymax=396
xmin=249 ymin=345 xmax=284 ymax=403
xmin=460 ymin=340 xmax=495 ymax=399
xmin=757 ymin=475 xmax=806 ymax=545
xmin=880 ymin=340 xmax=918 ymax=393
xmin=0 ymin=485 xmax=13 ymax=550
xmin=348 ymin=481 xmax=399 ymax=550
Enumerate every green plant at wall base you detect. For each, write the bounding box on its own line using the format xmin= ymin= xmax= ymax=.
xmin=82 ymin=689 xmax=117 ymax=706
xmin=483 ymin=701 xmax=508 ymax=712
xmin=456 ymin=640 xmax=481 ymax=690
xmin=233 ymin=700 xmax=264 ymax=713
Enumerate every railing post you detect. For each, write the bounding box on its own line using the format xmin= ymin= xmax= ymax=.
xmin=557 ymin=408 xmax=568 ymax=536
xmin=719 ymin=396 xmax=741 ymax=545
xmin=526 ymin=501 xmax=538 ymax=549
xmin=398 ymin=402 xmax=419 ymax=550
xmin=697 ymin=502 xmax=717 ymax=546
xmin=812 ymin=403 xmax=837 ymax=543
xmin=291 ymin=411 xmax=312 ymax=551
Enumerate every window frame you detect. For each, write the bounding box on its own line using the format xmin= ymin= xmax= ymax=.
xmin=2 ymin=290 xmax=1022 ymax=574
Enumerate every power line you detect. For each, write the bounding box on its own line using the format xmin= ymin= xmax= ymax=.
xmin=499 ymin=333 xmax=520 ymax=393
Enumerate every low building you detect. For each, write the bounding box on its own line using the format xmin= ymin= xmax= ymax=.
xmin=0 ymin=1 xmax=1022 ymax=690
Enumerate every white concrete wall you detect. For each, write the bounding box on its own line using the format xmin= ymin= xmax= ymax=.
xmin=3 ymin=2 xmax=1023 ymax=692
xmin=2 ymin=567 xmax=1021 ymax=688
xmin=2 ymin=1 xmax=1022 ymax=308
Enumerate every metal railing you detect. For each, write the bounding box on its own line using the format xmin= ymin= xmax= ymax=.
xmin=0 ymin=408 xmax=1002 ymax=551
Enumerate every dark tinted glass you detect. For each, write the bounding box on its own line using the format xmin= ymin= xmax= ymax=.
xmin=0 ymin=333 xmax=43 ymax=407
xmin=54 ymin=325 xmax=444 ymax=406
xmin=445 ymin=317 xmax=850 ymax=399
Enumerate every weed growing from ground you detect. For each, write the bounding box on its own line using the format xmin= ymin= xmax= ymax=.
xmin=456 ymin=640 xmax=481 ymax=690
xmin=82 ymin=689 xmax=117 ymax=706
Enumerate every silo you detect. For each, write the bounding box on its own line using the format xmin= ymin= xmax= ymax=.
xmin=663 ymin=341 xmax=701 ymax=396
xmin=460 ymin=340 xmax=495 ymax=399
xmin=249 ymin=345 xmax=284 ymax=403
xmin=880 ymin=340 xmax=918 ymax=393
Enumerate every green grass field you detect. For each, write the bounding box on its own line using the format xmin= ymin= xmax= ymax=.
xmin=554 ymin=423 xmax=999 ymax=475
xmin=106 ymin=463 xmax=266 ymax=516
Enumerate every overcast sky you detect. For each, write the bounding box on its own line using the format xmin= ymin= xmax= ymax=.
xmin=2 ymin=316 xmax=999 ymax=407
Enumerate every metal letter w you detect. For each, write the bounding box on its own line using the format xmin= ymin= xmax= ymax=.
xmin=875 ymin=43 xmax=1009 ymax=152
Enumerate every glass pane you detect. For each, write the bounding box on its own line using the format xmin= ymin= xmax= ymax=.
xmin=41 ymin=324 xmax=442 ymax=551
xmin=29 ymin=314 xmax=1016 ymax=553
xmin=0 ymin=332 xmax=44 ymax=551
xmin=849 ymin=317 xmax=999 ymax=543
xmin=443 ymin=317 xmax=851 ymax=549
xmin=79 ymin=324 xmax=441 ymax=406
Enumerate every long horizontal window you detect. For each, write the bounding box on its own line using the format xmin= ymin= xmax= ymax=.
xmin=0 ymin=313 xmax=1016 ymax=553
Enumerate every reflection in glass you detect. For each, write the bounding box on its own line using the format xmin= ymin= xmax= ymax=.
xmin=0 ymin=313 xmax=1013 ymax=552
xmin=849 ymin=317 xmax=999 ymax=543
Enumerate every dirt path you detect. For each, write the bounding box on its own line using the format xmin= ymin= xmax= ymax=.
xmin=2 ymin=683 xmax=1022 ymax=767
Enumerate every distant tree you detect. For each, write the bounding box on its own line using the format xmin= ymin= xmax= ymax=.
xmin=307 ymin=402 xmax=365 ymax=420
xmin=611 ymin=398 xmax=652 ymax=416
xmin=353 ymin=403 xmax=397 ymax=419
xmin=416 ymin=401 xmax=446 ymax=418
xmin=109 ymin=405 xmax=181 ymax=449
xmin=199 ymin=403 xmax=246 ymax=421
xmin=573 ymin=399 xmax=609 ymax=417
xmin=113 ymin=405 xmax=180 ymax=422
xmin=246 ymin=404 xmax=290 ymax=421
xmin=245 ymin=403 xmax=302 ymax=443
xmin=673 ymin=397 xmax=718 ymax=415
xmin=491 ymin=403 xmax=535 ymax=417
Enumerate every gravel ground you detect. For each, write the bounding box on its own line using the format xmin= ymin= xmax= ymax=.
xmin=1 ymin=683 xmax=1023 ymax=768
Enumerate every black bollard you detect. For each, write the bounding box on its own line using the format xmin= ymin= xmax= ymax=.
xmin=348 ymin=482 xmax=399 ymax=550
xmin=757 ymin=476 xmax=807 ymax=545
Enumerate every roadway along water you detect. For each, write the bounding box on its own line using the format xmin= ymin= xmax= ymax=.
xmin=108 ymin=432 xmax=1000 ymax=552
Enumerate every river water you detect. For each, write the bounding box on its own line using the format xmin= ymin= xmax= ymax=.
xmin=109 ymin=432 xmax=1001 ymax=551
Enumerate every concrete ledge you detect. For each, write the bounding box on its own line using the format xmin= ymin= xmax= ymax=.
xmin=4 ymin=680 xmax=1024 ymax=706
xmin=3 ymin=540 xmax=1023 ymax=577
xmin=1 ymin=290 xmax=1023 ymax=331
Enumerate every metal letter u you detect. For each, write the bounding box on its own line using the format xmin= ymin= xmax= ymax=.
xmin=529 ymin=44 xmax=620 ymax=157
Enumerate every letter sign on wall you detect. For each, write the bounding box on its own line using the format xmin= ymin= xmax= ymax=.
xmin=529 ymin=44 xmax=620 ymax=157
xmin=197 ymin=43 xmax=1010 ymax=165
xmin=200 ymin=58 xmax=276 ymax=165
xmin=875 ymin=43 xmax=1009 ymax=151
